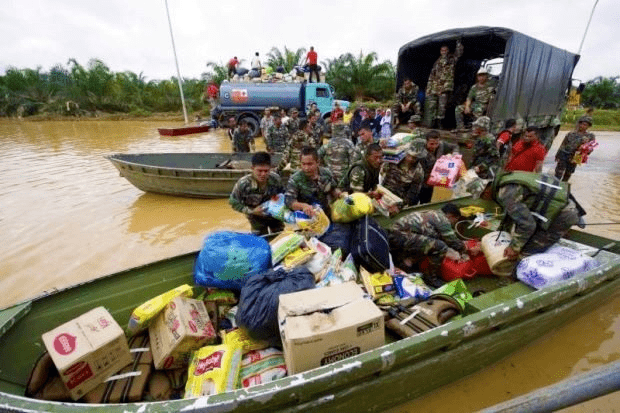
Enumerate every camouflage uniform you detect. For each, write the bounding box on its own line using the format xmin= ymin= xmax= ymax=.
xmin=387 ymin=210 xmax=466 ymax=276
xmin=554 ymin=130 xmax=595 ymax=182
xmin=265 ymin=124 xmax=290 ymax=153
xmin=260 ymin=115 xmax=273 ymax=137
xmin=425 ymin=42 xmax=464 ymax=124
xmin=287 ymin=117 xmax=300 ymax=134
xmin=416 ymin=138 xmax=458 ymax=204
xmin=318 ymin=133 xmax=357 ymax=187
xmin=285 ymin=167 xmax=337 ymax=216
xmin=472 ymin=132 xmax=501 ymax=179
xmin=229 ymin=172 xmax=285 ymax=235
xmin=455 ymin=82 xmax=496 ymax=128
xmin=311 ymin=122 xmax=324 ymax=148
xmin=232 ymin=128 xmax=254 ymax=153
xmin=329 ymin=122 xmax=351 ymax=140
xmin=494 ymin=173 xmax=580 ymax=256
xmin=381 ymin=160 xmax=425 ymax=205
xmin=393 ymin=84 xmax=421 ymax=123
xmin=341 ymin=158 xmax=380 ymax=193
xmin=354 ymin=140 xmax=371 ymax=163
xmin=278 ymin=130 xmax=314 ymax=171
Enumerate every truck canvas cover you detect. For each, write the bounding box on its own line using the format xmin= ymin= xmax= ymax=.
xmin=396 ymin=26 xmax=579 ymax=129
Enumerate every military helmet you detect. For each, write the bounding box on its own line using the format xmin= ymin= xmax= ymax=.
xmin=472 ymin=116 xmax=491 ymax=130
xmin=578 ymin=115 xmax=593 ymax=126
xmin=408 ymin=114 xmax=422 ymax=123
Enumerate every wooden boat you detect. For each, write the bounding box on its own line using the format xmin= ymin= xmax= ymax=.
xmin=157 ymin=125 xmax=210 ymax=136
xmin=1 ymin=197 xmax=619 ymax=412
xmin=107 ymin=153 xmax=282 ymax=198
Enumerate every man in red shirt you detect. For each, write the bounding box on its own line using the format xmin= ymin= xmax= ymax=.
xmin=305 ymin=46 xmax=319 ymax=83
xmin=227 ymin=56 xmax=238 ymax=78
xmin=504 ymin=126 xmax=547 ymax=172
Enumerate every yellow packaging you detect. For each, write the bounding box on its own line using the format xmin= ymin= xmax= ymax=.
xmin=283 ymin=245 xmax=315 ymax=268
xmin=221 ymin=328 xmax=269 ymax=354
xmin=297 ymin=207 xmax=330 ymax=237
xmin=127 ymin=284 xmax=193 ymax=336
xmin=184 ymin=344 xmax=242 ymax=398
xmin=459 ymin=205 xmax=485 ymax=218
xmin=270 ymin=232 xmax=305 ymax=265
xmin=331 ymin=193 xmax=374 ymax=223
xmin=360 ymin=268 xmax=395 ymax=299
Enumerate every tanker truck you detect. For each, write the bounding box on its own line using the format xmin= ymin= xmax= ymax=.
xmin=210 ymin=82 xmax=350 ymax=136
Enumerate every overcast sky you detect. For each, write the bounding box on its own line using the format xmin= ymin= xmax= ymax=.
xmin=1 ymin=0 xmax=617 ymax=84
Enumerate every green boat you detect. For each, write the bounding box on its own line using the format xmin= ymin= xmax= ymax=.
xmin=1 ymin=197 xmax=619 ymax=412
xmin=108 ymin=153 xmax=283 ymax=199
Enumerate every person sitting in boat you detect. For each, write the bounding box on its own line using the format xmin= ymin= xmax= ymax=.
xmin=340 ymin=143 xmax=384 ymax=199
xmin=285 ymin=146 xmax=341 ymax=218
xmin=470 ymin=171 xmax=582 ymax=261
xmin=381 ymin=146 xmax=425 ymax=207
xmin=504 ymin=126 xmax=547 ymax=173
xmin=232 ymin=120 xmax=255 ymax=153
xmin=229 ymin=152 xmax=285 ymax=235
xmin=386 ymin=203 xmax=470 ymax=288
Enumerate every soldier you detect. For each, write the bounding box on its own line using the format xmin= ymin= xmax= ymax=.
xmin=285 ymin=146 xmax=341 ymax=217
xmin=393 ymin=78 xmax=421 ymax=127
xmin=407 ymin=115 xmax=426 ymax=140
xmin=226 ymin=116 xmax=236 ymax=141
xmin=318 ymin=116 xmax=357 ymax=187
xmin=229 ymin=152 xmax=285 ymax=235
xmin=416 ymin=130 xmax=459 ymax=204
xmin=355 ymin=123 xmax=375 ymax=162
xmin=455 ymin=67 xmax=496 ymax=129
xmin=341 ymin=143 xmax=383 ymax=197
xmin=386 ymin=203 xmax=469 ymax=287
xmin=260 ymin=108 xmax=273 ymax=137
xmin=265 ymin=114 xmax=290 ymax=153
xmin=232 ymin=121 xmax=255 ymax=153
xmin=308 ymin=112 xmax=324 ymax=148
xmin=472 ymin=171 xmax=582 ymax=260
xmin=470 ymin=116 xmax=501 ymax=179
xmin=425 ymin=40 xmax=464 ymax=129
xmin=278 ymin=120 xmax=314 ymax=172
xmin=287 ymin=108 xmax=300 ymax=134
xmin=381 ymin=147 xmax=425 ymax=207
xmin=554 ymin=116 xmax=595 ymax=182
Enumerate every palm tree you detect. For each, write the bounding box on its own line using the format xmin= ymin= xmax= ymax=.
xmin=266 ymin=46 xmax=307 ymax=73
xmin=204 ymin=61 xmax=228 ymax=85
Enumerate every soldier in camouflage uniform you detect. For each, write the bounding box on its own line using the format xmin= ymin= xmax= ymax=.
xmin=265 ymin=114 xmax=290 ymax=153
xmin=232 ymin=121 xmax=255 ymax=153
xmin=474 ymin=172 xmax=581 ymax=260
xmin=278 ymin=120 xmax=314 ymax=172
xmin=309 ymin=112 xmax=324 ymax=148
xmin=407 ymin=115 xmax=426 ymax=140
xmin=285 ymin=146 xmax=341 ymax=217
xmin=554 ymin=116 xmax=595 ymax=182
xmin=229 ymin=152 xmax=285 ymax=235
xmin=354 ymin=124 xmax=375 ymax=163
xmin=381 ymin=147 xmax=426 ymax=206
xmin=416 ymin=130 xmax=459 ymax=204
xmin=393 ymin=78 xmax=421 ymax=126
xmin=470 ymin=116 xmax=501 ymax=179
xmin=341 ymin=143 xmax=383 ymax=196
xmin=455 ymin=68 xmax=496 ymax=129
xmin=318 ymin=120 xmax=357 ymax=187
xmin=386 ymin=203 xmax=467 ymax=287
xmin=287 ymin=108 xmax=300 ymax=134
xmin=260 ymin=108 xmax=273 ymax=137
xmin=425 ymin=40 xmax=464 ymax=128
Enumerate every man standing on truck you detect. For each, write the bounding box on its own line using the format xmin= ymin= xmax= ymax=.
xmin=251 ymin=52 xmax=262 ymax=72
xmin=305 ymin=46 xmax=320 ymax=83
xmin=426 ymin=40 xmax=463 ymax=129
xmin=454 ymin=67 xmax=496 ymax=130
xmin=393 ymin=78 xmax=420 ymax=127
xmin=232 ymin=120 xmax=255 ymax=153
xmin=229 ymin=152 xmax=285 ymax=235
xmin=265 ymin=114 xmax=290 ymax=154
xmin=227 ymin=56 xmax=239 ymax=78
xmin=278 ymin=120 xmax=315 ymax=172
xmin=554 ymin=116 xmax=596 ymax=182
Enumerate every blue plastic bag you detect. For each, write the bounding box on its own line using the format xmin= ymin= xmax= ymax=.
xmin=194 ymin=231 xmax=272 ymax=291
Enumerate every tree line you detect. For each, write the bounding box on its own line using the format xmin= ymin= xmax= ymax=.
xmin=1 ymin=46 xmax=618 ymax=118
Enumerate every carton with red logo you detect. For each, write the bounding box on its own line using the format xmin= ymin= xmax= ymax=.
xmin=41 ymin=307 xmax=132 ymax=400
xmin=184 ymin=344 xmax=242 ymax=397
xmin=149 ymin=296 xmax=216 ymax=369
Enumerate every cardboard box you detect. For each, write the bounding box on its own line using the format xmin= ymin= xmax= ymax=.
xmin=149 ymin=296 xmax=216 ymax=369
xmin=41 ymin=307 xmax=132 ymax=400
xmin=278 ymin=282 xmax=384 ymax=374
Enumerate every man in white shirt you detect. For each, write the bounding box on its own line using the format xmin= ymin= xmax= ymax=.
xmin=251 ymin=52 xmax=262 ymax=71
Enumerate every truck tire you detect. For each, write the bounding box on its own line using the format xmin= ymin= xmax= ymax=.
xmin=241 ymin=116 xmax=260 ymax=137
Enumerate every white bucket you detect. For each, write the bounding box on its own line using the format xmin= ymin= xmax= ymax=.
xmin=481 ymin=231 xmax=515 ymax=277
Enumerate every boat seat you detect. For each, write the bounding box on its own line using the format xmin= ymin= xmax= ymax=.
xmin=465 ymin=281 xmax=535 ymax=313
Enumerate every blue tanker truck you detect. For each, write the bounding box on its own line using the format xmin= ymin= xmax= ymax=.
xmin=210 ymin=82 xmax=350 ymax=136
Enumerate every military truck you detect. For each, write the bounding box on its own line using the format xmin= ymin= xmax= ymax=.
xmin=210 ymin=82 xmax=350 ymax=136
xmin=396 ymin=26 xmax=579 ymax=155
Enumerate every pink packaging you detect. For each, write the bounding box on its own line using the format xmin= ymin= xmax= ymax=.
xmin=427 ymin=154 xmax=464 ymax=188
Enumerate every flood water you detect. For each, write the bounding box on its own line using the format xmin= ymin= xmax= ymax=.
xmin=1 ymin=120 xmax=619 ymax=411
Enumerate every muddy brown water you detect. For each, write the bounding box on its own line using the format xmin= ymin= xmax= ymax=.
xmin=1 ymin=120 xmax=619 ymax=410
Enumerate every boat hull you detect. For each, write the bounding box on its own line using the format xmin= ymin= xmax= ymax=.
xmin=107 ymin=153 xmax=283 ymax=198
xmin=157 ymin=125 xmax=210 ymax=136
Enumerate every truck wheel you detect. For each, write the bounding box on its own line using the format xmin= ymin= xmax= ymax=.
xmin=241 ymin=117 xmax=260 ymax=137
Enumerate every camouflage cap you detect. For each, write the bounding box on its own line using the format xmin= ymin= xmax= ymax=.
xmin=408 ymin=114 xmax=422 ymax=123
xmin=472 ymin=116 xmax=491 ymax=130
xmin=290 ymin=108 xmax=299 ymax=114
xmin=578 ymin=115 xmax=593 ymax=126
